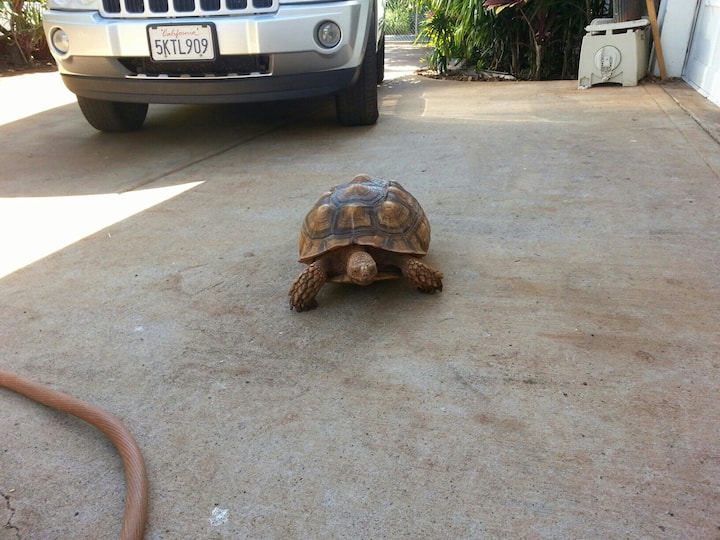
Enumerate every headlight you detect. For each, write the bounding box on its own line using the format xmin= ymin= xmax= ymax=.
xmin=316 ymin=21 xmax=342 ymax=49
xmin=47 ymin=0 xmax=98 ymax=10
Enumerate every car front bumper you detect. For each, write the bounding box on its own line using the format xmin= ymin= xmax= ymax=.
xmin=43 ymin=0 xmax=370 ymax=103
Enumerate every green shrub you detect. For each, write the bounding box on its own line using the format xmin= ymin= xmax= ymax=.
xmin=385 ymin=0 xmax=415 ymax=35
xmin=385 ymin=0 xmax=432 ymax=36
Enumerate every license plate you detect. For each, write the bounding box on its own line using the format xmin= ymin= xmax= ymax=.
xmin=148 ymin=24 xmax=215 ymax=62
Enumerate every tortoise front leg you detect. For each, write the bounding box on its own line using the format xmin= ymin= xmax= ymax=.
xmin=393 ymin=254 xmax=444 ymax=293
xmin=289 ymin=260 xmax=329 ymax=311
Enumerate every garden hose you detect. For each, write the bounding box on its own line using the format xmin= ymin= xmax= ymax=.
xmin=0 ymin=370 xmax=148 ymax=540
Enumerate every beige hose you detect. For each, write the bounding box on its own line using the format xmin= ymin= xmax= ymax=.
xmin=0 ymin=370 xmax=148 ymax=540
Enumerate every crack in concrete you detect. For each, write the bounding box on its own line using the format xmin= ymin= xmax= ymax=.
xmin=1 ymin=490 xmax=21 ymax=539
xmin=118 ymin=122 xmax=289 ymax=194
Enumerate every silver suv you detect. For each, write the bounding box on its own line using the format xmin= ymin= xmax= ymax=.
xmin=43 ymin=0 xmax=385 ymax=131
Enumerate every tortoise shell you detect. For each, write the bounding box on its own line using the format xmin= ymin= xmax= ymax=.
xmin=299 ymin=174 xmax=431 ymax=264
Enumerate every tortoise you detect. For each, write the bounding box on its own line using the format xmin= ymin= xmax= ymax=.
xmin=289 ymin=174 xmax=443 ymax=311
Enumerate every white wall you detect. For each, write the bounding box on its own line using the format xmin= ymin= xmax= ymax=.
xmin=683 ymin=0 xmax=720 ymax=105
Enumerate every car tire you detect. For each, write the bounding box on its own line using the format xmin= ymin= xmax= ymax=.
xmin=77 ymin=97 xmax=149 ymax=132
xmin=376 ymin=33 xmax=385 ymax=85
xmin=335 ymin=13 xmax=379 ymax=127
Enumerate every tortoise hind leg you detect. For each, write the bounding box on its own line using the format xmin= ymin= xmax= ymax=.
xmin=392 ymin=254 xmax=443 ymax=293
xmin=289 ymin=260 xmax=328 ymax=311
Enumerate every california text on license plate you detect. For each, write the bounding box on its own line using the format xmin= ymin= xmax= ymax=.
xmin=148 ymin=24 xmax=216 ymax=62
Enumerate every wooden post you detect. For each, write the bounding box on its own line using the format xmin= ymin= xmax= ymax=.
xmin=646 ymin=0 xmax=667 ymax=80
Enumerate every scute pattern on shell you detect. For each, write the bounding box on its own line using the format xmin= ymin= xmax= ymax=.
xmin=299 ymin=174 xmax=431 ymax=263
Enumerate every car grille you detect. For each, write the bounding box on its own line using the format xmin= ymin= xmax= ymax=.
xmin=100 ymin=0 xmax=277 ymax=18
xmin=120 ymin=54 xmax=271 ymax=77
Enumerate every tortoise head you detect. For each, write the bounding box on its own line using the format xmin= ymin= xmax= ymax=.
xmin=347 ymin=250 xmax=377 ymax=286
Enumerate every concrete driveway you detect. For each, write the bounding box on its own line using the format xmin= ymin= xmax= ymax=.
xmin=1 ymin=44 xmax=719 ymax=539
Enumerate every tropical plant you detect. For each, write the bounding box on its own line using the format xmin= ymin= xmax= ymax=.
xmin=419 ymin=0 xmax=611 ymax=80
xmin=418 ymin=4 xmax=458 ymax=74
xmin=1 ymin=0 xmax=50 ymax=65
xmin=485 ymin=0 xmax=607 ymax=79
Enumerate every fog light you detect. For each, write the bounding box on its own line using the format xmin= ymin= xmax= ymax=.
xmin=316 ymin=21 xmax=341 ymax=49
xmin=51 ymin=28 xmax=70 ymax=55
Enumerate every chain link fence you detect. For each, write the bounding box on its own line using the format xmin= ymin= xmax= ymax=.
xmin=384 ymin=0 xmax=429 ymax=41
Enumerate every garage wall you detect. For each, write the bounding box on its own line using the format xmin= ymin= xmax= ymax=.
xmin=683 ymin=0 xmax=720 ymax=106
xmin=657 ymin=0 xmax=720 ymax=106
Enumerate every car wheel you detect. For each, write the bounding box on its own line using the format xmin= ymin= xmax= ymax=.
xmin=335 ymin=14 xmax=379 ymax=126
xmin=77 ymin=97 xmax=149 ymax=132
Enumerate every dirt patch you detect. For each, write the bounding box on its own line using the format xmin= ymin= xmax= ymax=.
xmin=0 ymin=59 xmax=56 ymax=76
xmin=0 ymin=40 xmax=56 ymax=77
